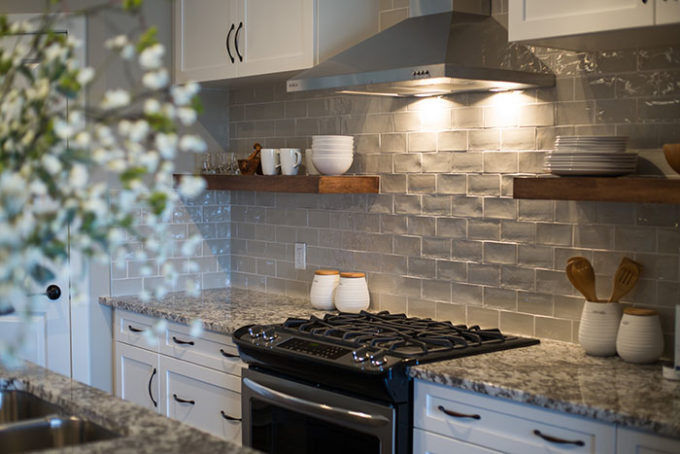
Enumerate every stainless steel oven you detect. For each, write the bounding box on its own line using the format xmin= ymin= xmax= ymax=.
xmin=242 ymin=368 xmax=398 ymax=454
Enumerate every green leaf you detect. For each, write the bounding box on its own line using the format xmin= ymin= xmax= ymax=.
xmin=148 ymin=191 xmax=167 ymax=216
xmin=190 ymin=95 xmax=204 ymax=115
xmin=31 ymin=264 xmax=55 ymax=284
xmin=136 ymin=26 xmax=158 ymax=53
xmin=120 ymin=166 xmax=147 ymax=188
xmin=123 ymin=0 xmax=144 ymax=12
xmin=145 ymin=112 xmax=175 ymax=133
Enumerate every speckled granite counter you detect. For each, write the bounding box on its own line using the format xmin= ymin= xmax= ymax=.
xmin=0 ymin=362 xmax=260 ymax=454
xmin=410 ymin=339 xmax=680 ymax=439
xmin=100 ymin=287 xmax=327 ymax=335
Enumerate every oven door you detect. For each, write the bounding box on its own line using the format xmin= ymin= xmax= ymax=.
xmin=242 ymin=368 xmax=396 ymax=454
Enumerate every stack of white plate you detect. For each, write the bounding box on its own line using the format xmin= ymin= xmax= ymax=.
xmin=311 ymin=135 xmax=354 ymax=175
xmin=545 ymin=136 xmax=637 ymax=176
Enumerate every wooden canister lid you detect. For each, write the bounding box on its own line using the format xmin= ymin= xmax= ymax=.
xmin=623 ymin=307 xmax=658 ymax=316
xmin=340 ymin=272 xmax=365 ymax=278
xmin=315 ymin=269 xmax=339 ymax=275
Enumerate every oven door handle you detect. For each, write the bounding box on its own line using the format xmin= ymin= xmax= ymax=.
xmin=243 ymin=377 xmax=391 ymax=427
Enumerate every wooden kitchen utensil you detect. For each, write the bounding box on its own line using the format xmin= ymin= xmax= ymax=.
xmin=238 ymin=142 xmax=262 ymax=175
xmin=566 ymin=257 xmax=599 ymax=302
xmin=663 ymin=144 xmax=680 ymax=174
xmin=608 ymin=257 xmax=642 ymax=302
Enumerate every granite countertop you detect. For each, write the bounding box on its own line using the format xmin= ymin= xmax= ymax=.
xmin=0 ymin=362 xmax=260 ymax=454
xmin=100 ymin=287 xmax=328 ymax=334
xmin=100 ymin=288 xmax=680 ymax=439
xmin=410 ymin=340 xmax=680 ymax=438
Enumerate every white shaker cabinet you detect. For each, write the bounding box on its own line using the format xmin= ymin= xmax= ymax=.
xmin=617 ymin=426 xmax=680 ymax=454
xmin=115 ymin=341 xmax=160 ymax=412
xmin=508 ymin=0 xmax=655 ymax=42
xmin=173 ymin=0 xmax=379 ymax=84
xmin=657 ymin=0 xmax=680 ymax=25
xmin=413 ymin=379 xmax=616 ymax=454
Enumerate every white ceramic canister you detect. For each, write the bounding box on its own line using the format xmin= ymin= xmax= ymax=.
xmin=334 ymin=272 xmax=370 ymax=313
xmin=578 ymin=300 xmax=622 ymax=356
xmin=309 ymin=269 xmax=340 ymax=310
xmin=616 ymin=307 xmax=664 ymax=364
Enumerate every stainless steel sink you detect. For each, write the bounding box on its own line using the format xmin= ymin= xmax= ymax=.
xmin=0 ymin=390 xmax=62 ymax=423
xmin=0 ymin=416 xmax=118 ymax=453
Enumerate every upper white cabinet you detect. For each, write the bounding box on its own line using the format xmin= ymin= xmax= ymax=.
xmin=173 ymin=0 xmax=379 ymax=84
xmin=657 ymin=0 xmax=680 ymax=25
xmin=509 ymin=0 xmax=654 ymax=41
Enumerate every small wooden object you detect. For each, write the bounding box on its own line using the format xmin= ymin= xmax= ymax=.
xmin=609 ymin=257 xmax=642 ymax=302
xmin=663 ymin=144 xmax=680 ymax=175
xmin=238 ymin=143 xmax=262 ymax=175
xmin=340 ymin=272 xmax=366 ymax=278
xmin=623 ymin=307 xmax=657 ymax=316
xmin=315 ymin=269 xmax=339 ymax=275
xmin=566 ymin=257 xmax=599 ymax=302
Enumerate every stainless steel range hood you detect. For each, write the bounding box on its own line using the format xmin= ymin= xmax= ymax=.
xmin=287 ymin=11 xmax=555 ymax=97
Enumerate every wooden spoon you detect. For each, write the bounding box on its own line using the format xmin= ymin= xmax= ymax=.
xmin=609 ymin=257 xmax=642 ymax=302
xmin=566 ymin=257 xmax=599 ymax=302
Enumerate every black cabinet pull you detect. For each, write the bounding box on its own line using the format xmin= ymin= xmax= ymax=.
xmin=225 ymin=23 xmax=235 ymax=63
xmin=533 ymin=430 xmax=585 ymax=446
xmin=220 ymin=348 xmax=238 ymax=358
xmin=438 ymin=405 xmax=481 ymax=420
xmin=148 ymin=368 xmax=157 ymax=408
xmin=172 ymin=336 xmax=194 ymax=346
xmin=234 ymin=21 xmax=243 ymax=62
xmin=173 ymin=394 xmax=195 ymax=405
xmin=220 ymin=410 xmax=241 ymax=422
xmin=128 ymin=325 xmax=144 ymax=333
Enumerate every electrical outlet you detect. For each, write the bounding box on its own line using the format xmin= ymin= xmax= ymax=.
xmin=295 ymin=243 xmax=306 ymax=270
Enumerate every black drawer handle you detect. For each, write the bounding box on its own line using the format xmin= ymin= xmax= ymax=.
xmin=234 ymin=21 xmax=243 ymax=62
xmin=128 ymin=325 xmax=145 ymax=333
xmin=148 ymin=368 xmax=157 ymax=408
xmin=172 ymin=336 xmax=194 ymax=346
xmin=220 ymin=410 xmax=241 ymax=422
xmin=173 ymin=394 xmax=195 ymax=405
xmin=438 ymin=405 xmax=481 ymax=420
xmin=533 ymin=429 xmax=585 ymax=446
xmin=220 ymin=348 xmax=238 ymax=358
xmin=226 ymin=23 xmax=235 ymax=63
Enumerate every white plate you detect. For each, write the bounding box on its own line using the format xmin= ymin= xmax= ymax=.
xmin=556 ymin=136 xmax=628 ymax=142
xmin=547 ymin=168 xmax=635 ymax=176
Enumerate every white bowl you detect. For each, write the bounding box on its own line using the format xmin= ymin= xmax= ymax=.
xmin=312 ymin=135 xmax=354 ymax=141
xmin=312 ymin=155 xmax=353 ymax=175
xmin=311 ymin=150 xmax=354 ymax=156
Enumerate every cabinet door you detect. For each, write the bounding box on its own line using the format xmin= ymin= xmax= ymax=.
xmin=508 ymin=0 xmax=655 ymax=42
xmin=159 ymin=355 xmax=241 ymax=444
xmin=173 ymin=0 xmax=238 ymax=83
xmin=617 ymin=426 xmax=680 ymax=454
xmin=235 ymin=0 xmax=314 ymax=78
xmin=115 ymin=342 xmax=160 ymax=412
xmin=657 ymin=0 xmax=680 ymax=25
xmin=414 ymin=428 xmax=501 ymax=454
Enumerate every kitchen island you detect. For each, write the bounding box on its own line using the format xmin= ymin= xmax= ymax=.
xmin=101 ymin=288 xmax=680 ymax=441
xmin=0 ymin=361 xmax=259 ymax=453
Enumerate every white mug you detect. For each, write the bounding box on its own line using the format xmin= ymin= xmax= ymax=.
xmin=260 ymin=148 xmax=280 ymax=175
xmin=279 ymin=148 xmax=302 ymax=175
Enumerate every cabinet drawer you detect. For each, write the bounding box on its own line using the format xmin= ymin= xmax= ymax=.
xmin=159 ymin=320 xmax=245 ymax=376
xmin=414 ymin=428 xmax=501 ymax=454
xmin=160 ymin=355 xmax=241 ymax=444
xmin=616 ymin=426 xmax=680 ymax=454
xmin=114 ymin=310 xmax=159 ymax=352
xmin=414 ymin=379 xmax=615 ymax=454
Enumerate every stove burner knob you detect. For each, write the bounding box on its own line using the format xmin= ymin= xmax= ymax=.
xmin=262 ymin=327 xmax=278 ymax=341
xmin=369 ymin=350 xmax=388 ymax=367
xmin=352 ymin=347 xmax=370 ymax=363
xmin=248 ymin=325 xmax=265 ymax=338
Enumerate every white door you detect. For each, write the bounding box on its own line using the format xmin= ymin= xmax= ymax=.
xmin=235 ymin=0 xmax=313 ymax=77
xmin=173 ymin=0 xmax=239 ymax=83
xmin=115 ymin=342 xmax=160 ymax=412
xmin=0 ymin=15 xmax=84 ymax=378
xmin=508 ymin=0 xmax=655 ymax=41
xmin=160 ymin=355 xmax=241 ymax=443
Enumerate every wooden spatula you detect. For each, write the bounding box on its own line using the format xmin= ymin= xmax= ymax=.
xmin=566 ymin=257 xmax=599 ymax=302
xmin=609 ymin=257 xmax=642 ymax=302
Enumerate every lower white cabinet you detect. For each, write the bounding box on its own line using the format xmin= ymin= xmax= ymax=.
xmin=414 ymin=379 xmax=616 ymax=454
xmin=115 ymin=341 xmax=159 ymax=412
xmin=617 ymin=426 xmax=680 ymax=454
xmin=114 ymin=309 xmax=244 ymax=445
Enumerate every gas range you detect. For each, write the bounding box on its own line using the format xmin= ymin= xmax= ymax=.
xmin=235 ymin=311 xmax=539 ymax=454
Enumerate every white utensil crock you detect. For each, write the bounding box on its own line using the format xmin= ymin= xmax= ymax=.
xmin=578 ymin=300 xmax=622 ymax=356
xmin=309 ymin=270 xmax=339 ymax=311
xmin=616 ymin=308 xmax=664 ymax=364
xmin=334 ymin=272 xmax=369 ymax=313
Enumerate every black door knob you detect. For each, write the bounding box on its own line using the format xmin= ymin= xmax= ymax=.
xmin=45 ymin=285 xmax=61 ymax=300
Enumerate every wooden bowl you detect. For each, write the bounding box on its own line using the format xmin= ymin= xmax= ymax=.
xmin=238 ymin=158 xmax=261 ymax=175
xmin=663 ymin=144 xmax=680 ymax=174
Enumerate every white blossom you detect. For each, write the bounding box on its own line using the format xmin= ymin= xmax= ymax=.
xmin=177 ymin=107 xmax=197 ymax=126
xmin=179 ymin=135 xmax=207 ymax=153
xmin=144 ymin=98 xmax=161 ymax=114
xmin=139 ymin=44 xmax=165 ymax=69
xmin=170 ymin=82 xmax=200 ymax=106
xmin=77 ymin=67 xmax=95 ymax=85
xmin=155 ymin=133 xmax=178 ymax=159
xmin=142 ymin=68 xmax=169 ymax=90
xmin=42 ymin=154 xmax=63 ymax=175
xmin=69 ymin=164 xmax=88 ymax=190
xmin=104 ymin=34 xmax=129 ymax=50
xmin=177 ymin=175 xmax=206 ymax=199
xmin=101 ymin=89 xmax=131 ymax=110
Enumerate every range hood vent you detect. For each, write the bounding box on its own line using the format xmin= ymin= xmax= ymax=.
xmin=287 ymin=11 xmax=555 ymax=97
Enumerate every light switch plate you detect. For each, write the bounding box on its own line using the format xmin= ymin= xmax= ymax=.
xmin=295 ymin=243 xmax=306 ymax=270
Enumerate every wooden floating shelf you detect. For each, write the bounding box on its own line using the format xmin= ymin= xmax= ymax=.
xmin=174 ymin=174 xmax=380 ymax=194
xmin=513 ymin=176 xmax=680 ymax=204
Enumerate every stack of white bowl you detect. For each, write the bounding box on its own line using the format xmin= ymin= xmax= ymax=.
xmin=545 ymin=136 xmax=637 ymax=176
xmin=311 ymin=135 xmax=354 ymax=175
